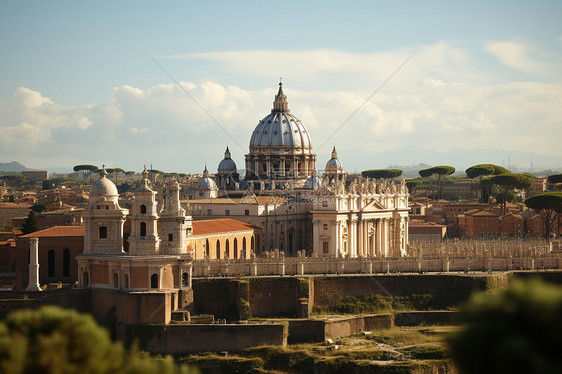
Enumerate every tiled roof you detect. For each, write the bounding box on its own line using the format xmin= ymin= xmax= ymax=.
xmin=192 ymin=219 xmax=258 ymax=236
xmin=470 ymin=210 xmax=498 ymax=217
xmin=20 ymin=226 xmax=84 ymax=238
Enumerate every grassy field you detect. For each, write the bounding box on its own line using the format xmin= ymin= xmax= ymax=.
xmin=177 ymin=325 xmax=456 ymax=373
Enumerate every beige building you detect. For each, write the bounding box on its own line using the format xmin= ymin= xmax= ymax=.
xmin=77 ymin=168 xmax=260 ymax=292
xmin=183 ymin=82 xmax=410 ymax=258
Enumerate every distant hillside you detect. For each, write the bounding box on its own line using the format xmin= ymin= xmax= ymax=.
xmin=0 ymin=161 xmax=29 ymax=173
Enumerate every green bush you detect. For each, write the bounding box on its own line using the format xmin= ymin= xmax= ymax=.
xmin=0 ymin=306 xmax=197 ymax=374
xmin=448 ymin=278 xmax=562 ymax=374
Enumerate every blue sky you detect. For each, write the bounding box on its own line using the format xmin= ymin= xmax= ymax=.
xmin=1 ymin=1 xmax=561 ymax=173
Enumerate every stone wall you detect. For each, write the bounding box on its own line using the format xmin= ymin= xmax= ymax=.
xmin=91 ymin=288 xmax=172 ymax=325
xmin=312 ymin=274 xmax=509 ymax=309
xmin=288 ymin=314 xmax=393 ymax=343
xmin=247 ymin=277 xmax=297 ymax=317
xmin=193 ymin=279 xmax=241 ymax=320
xmin=0 ymin=288 xmax=91 ymax=318
xmin=125 ymin=323 xmax=287 ymax=354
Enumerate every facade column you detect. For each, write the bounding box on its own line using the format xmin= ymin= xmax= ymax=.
xmin=336 ymin=221 xmax=341 ymax=257
xmin=350 ymin=219 xmax=357 ymax=257
xmin=357 ymin=219 xmax=363 ymax=257
xmin=266 ymin=157 xmax=271 ymax=178
xmin=26 ymin=237 xmax=42 ymax=291
xmin=363 ymin=221 xmax=369 ymax=257
xmin=312 ymin=219 xmax=319 ymax=256
xmin=376 ymin=219 xmax=382 ymax=257
xmin=383 ymin=218 xmax=389 ymax=257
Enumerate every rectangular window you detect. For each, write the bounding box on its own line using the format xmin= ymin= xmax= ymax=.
xmin=207 ymin=209 xmax=212 ymax=216
xmin=168 ymin=233 xmax=173 ymax=242
xmin=225 ymin=209 xmax=230 ymax=216
xmin=323 ymin=224 xmax=328 ymax=230
xmin=99 ymin=226 xmax=107 ymax=239
xmin=245 ymin=210 xmax=250 ymax=216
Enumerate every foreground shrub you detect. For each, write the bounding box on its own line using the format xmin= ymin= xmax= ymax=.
xmin=447 ymin=278 xmax=562 ymax=374
xmin=0 ymin=306 xmax=197 ymax=374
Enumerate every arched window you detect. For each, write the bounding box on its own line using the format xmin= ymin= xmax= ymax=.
xmin=234 ymin=238 xmax=238 ymax=259
xmin=243 ymin=237 xmax=247 ymax=252
xmin=182 ymin=272 xmax=189 ymax=287
xmin=47 ymin=250 xmax=55 ymax=277
xmin=205 ymin=239 xmax=210 ymax=258
xmin=216 ymin=239 xmax=221 ymax=259
xmin=99 ymin=226 xmax=107 ymax=239
xmin=140 ymin=222 xmax=147 ymax=237
xmin=251 ymin=236 xmax=255 ymax=252
xmin=82 ymin=272 xmax=89 ymax=286
xmin=225 ymin=239 xmax=230 ymax=258
xmin=113 ymin=273 xmax=119 ymax=288
xmin=124 ymin=274 xmax=129 ymax=289
xmin=140 ymin=205 xmax=147 ymax=214
xmin=63 ymin=249 xmax=70 ymax=277
xmin=150 ymin=273 xmax=159 ymax=289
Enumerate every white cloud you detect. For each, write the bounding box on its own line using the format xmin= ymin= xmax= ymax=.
xmin=484 ymin=41 xmax=560 ymax=77
xmin=2 ymin=45 xmax=561 ymax=171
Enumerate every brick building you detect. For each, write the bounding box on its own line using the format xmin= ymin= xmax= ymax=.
xmin=15 ymin=226 xmax=84 ymax=290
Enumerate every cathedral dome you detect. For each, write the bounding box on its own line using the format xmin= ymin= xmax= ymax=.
xmin=197 ymin=166 xmax=217 ymax=190
xmin=218 ymin=146 xmax=237 ymax=171
xmin=91 ymin=168 xmax=118 ymax=196
xmin=325 ymin=147 xmax=344 ymax=172
xmin=249 ymin=83 xmax=312 ymax=150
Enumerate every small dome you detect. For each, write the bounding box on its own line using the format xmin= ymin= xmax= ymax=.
xmin=218 ymin=146 xmax=237 ymax=171
xmin=304 ymin=171 xmax=322 ymax=189
xmin=91 ymin=168 xmax=118 ymax=196
xmin=325 ymin=147 xmax=344 ymax=172
xmin=198 ymin=166 xmax=217 ymax=190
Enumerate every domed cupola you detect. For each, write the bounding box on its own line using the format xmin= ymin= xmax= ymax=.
xmin=249 ymin=83 xmax=312 ymax=150
xmin=218 ymin=146 xmax=237 ymax=172
xmin=195 ymin=166 xmax=218 ymax=199
xmin=304 ymin=170 xmax=322 ymax=190
xmin=245 ymin=82 xmax=317 ymax=185
xmin=83 ymin=166 xmax=128 ymax=255
xmin=197 ymin=166 xmax=217 ymax=190
xmin=325 ymin=147 xmax=344 ymax=172
xmin=323 ymin=146 xmax=346 ymax=185
xmin=90 ymin=167 xmax=118 ymax=198
xmin=217 ymin=146 xmax=239 ymax=191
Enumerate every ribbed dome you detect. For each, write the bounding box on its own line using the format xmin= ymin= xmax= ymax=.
xmin=218 ymin=146 xmax=237 ymax=171
xmin=91 ymin=169 xmax=118 ymax=196
xmin=325 ymin=147 xmax=344 ymax=172
xmin=249 ymin=83 xmax=311 ymax=150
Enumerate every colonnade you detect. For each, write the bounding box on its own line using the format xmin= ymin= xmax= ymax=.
xmin=245 ymin=154 xmax=316 ymax=179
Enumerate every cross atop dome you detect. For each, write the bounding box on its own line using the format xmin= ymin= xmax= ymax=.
xmin=272 ymin=81 xmax=290 ymax=113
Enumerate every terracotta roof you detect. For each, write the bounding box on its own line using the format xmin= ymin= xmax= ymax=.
xmin=20 ymin=226 xmax=84 ymax=238
xmin=192 ymin=219 xmax=258 ymax=236
xmin=470 ymin=210 xmax=498 ymax=217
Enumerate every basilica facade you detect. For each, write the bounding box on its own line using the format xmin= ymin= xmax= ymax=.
xmin=187 ymin=82 xmax=410 ymax=258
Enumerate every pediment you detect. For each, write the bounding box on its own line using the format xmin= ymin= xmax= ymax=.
xmin=362 ymin=198 xmax=387 ymax=211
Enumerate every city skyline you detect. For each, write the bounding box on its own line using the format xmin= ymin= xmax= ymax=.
xmin=1 ymin=1 xmax=561 ymax=173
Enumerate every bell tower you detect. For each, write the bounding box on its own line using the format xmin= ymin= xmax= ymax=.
xmin=128 ymin=166 xmax=161 ymax=255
